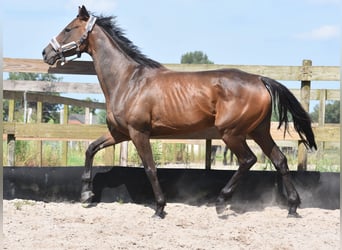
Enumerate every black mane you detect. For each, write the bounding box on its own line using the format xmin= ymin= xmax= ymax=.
xmin=95 ymin=15 xmax=163 ymax=69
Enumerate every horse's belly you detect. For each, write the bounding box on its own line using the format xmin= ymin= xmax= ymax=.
xmin=150 ymin=109 xmax=215 ymax=136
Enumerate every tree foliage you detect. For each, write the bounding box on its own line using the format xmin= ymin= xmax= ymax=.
xmin=310 ymin=101 xmax=340 ymax=123
xmin=69 ymin=97 xmax=98 ymax=115
xmin=181 ymin=51 xmax=214 ymax=64
xmin=8 ymin=72 xmax=61 ymax=82
xmin=97 ymin=109 xmax=107 ymax=124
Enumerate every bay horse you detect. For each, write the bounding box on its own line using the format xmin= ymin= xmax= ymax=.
xmin=42 ymin=6 xmax=317 ymax=218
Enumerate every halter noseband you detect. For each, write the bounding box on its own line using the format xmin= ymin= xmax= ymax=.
xmin=49 ymin=15 xmax=97 ymax=64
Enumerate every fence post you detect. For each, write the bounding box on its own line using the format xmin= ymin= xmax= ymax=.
xmin=318 ymin=89 xmax=326 ymax=126
xmin=318 ymin=89 xmax=326 ymax=157
xmin=85 ymin=107 xmax=90 ymax=125
xmin=8 ymin=99 xmax=14 ymax=122
xmin=104 ymin=146 xmax=115 ymax=166
xmin=120 ymin=141 xmax=128 ymax=166
xmin=205 ymin=139 xmax=212 ymax=170
xmin=7 ymin=99 xmax=15 ymax=166
xmin=61 ymin=105 xmax=69 ymax=166
xmin=297 ymin=59 xmax=312 ymax=171
xmin=36 ymin=101 xmax=43 ymax=166
xmin=7 ymin=134 xmax=15 ymax=166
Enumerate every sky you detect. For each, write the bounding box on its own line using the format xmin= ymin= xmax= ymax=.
xmin=2 ymin=0 xmax=341 ymax=101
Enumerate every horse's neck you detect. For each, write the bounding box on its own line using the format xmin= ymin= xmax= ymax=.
xmin=87 ymin=26 xmax=137 ymax=100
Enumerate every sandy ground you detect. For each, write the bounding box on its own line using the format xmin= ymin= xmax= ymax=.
xmin=3 ymin=199 xmax=340 ymax=250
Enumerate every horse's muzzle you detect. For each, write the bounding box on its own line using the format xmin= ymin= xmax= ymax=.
xmin=42 ymin=45 xmax=60 ymax=65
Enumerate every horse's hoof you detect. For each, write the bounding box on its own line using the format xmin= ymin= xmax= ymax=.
xmin=152 ymin=211 xmax=166 ymax=219
xmin=287 ymin=212 xmax=301 ymax=218
xmin=80 ymin=190 xmax=94 ymax=203
xmin=81 ymin=202 xmax=97 ymax=208
xmin=215 ymin=201 xmax=227 ymax=215
xmin=288 ymin=204 xmax=301 ymax=218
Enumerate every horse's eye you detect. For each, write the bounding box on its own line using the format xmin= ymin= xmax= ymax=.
xmin=64 ymin=28 xmax=71 ymax=32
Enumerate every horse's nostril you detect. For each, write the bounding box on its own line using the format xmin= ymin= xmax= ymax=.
xmin=42 ymin=50 xmax=46 ymax=56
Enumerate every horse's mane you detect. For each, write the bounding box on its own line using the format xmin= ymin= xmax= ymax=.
xmin=95 ymin=15 xmax=163 ymax=69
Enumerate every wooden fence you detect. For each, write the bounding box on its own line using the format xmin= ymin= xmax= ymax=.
xmin=3 ymin=58 xmax=340 ymax=169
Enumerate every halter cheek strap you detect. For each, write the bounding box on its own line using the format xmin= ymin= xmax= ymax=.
xmin=49 ymin=15 xmax=97 ymax=64
xmin=80 ymin=15 xmax=97 ymax=43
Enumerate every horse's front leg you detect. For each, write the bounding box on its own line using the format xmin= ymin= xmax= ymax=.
xmin=81 ymin=132 xmax=125 ymax=204
xmin=128 ymin=127 xmax=166 ymax=218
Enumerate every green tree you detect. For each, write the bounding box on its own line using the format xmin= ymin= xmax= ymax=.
xmin=97 ymin=109 xmax=107 ymax=124
xmin=69 ymin=97 xmax=98 ymax=115
xmin=181 ymin=51 xmax=214 ymax=64
xmin=4 ymin=73 xmax=62 ymax=123
xmin=326 ymin=101 xmax=340 ymax=123
xmin=69 ymin=105 xmax=85 ymax=115
xmin=8 ymin=72 xmax=61 ymax=82
xmin=310 ymin=101 xmax=340 ymax=123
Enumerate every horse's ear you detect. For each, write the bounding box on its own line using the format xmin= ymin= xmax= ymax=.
xmin=78 ymin=5 xmax=90 ymax=20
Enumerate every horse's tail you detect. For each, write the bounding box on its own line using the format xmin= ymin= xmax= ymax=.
xmin=261 ymin=76 xmax=317 ymax=150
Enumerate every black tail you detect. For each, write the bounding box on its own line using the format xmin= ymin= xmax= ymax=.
xmin=261 ymin=77 xmax=317 ymax=150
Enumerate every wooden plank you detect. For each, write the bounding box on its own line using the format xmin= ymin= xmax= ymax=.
xmin=3 ymin=80 xmax=102 ymax=94
xmin=4 ymin=58 xmax=51 ymax=74
xmin=8 ymin=99 xmax=15 ymax=122
xmin=312 ymin=125 xmax=340 ymax=142
xmin=4 ymin=58 xmax=340 ymax=81
xmin=310 ymin=66 xmax=340 ymax=81
xmin=2 ymin=123 xmax=106 ymax=140
xmin=3 ymin=122 xmax=339 ymax=142
xmin=36 ymin=101 xmax=43 ymax=166
xmin=318 ymin=90 xmax=326 ymax=126
xmin=61 ymin=105 xmax=69 ymax=166
xmin=326 ymin=89 xmax=340 ymax=100
xmin=3 ymin=90 xmax=106 ymax=109
xmin=4 ymin=82 xmax=339 ymax=100
xmin=3 ymin=58 xmax=96 ymax=75
xmin=165 ymin=64 xmax=303 ymax=81
xmin=36 ymin=101 xmax=43 ymax=123
xmin=104 ymin=146 xmax=115 ymax=166
xmin=4 ymin=82 xmax=339 ymax=103
xmin=3 ymin=123 xmax=16 ymax=134
xmin=291 ymin=89 xmax=340 ymax=101
xmin=16 ymin=124 xmax=107 ymax=140
xmin=205 ymin=139 xmax=212 ymax=170
xmin=297 ymin=60 xmax=312 ymax=170
xmin=7 ymin=134 xmax=15 ymax=166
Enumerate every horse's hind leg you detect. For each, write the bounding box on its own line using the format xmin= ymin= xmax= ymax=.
xmin=216 ymin=135 xmax=257 ymax=214
xmin=81 ymin=131 xmax=126 ymax=204
xmin=250 ymin=126 xmax=301 ymax=217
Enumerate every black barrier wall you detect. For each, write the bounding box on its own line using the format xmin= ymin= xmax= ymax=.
xmin=3 ymin=167 xmax=340 ymax=210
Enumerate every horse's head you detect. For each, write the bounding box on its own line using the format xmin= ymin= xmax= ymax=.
xmin=42 ymin=6 xmax=96 ymax=65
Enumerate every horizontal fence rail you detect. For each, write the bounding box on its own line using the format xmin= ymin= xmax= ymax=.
xmin=3 ymin=58 xmax=340 ymax=80
xmin=2 ymin=122 xmax=340 ymax=142
xmin=2 ymin=58 xmax=340 ymax=170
